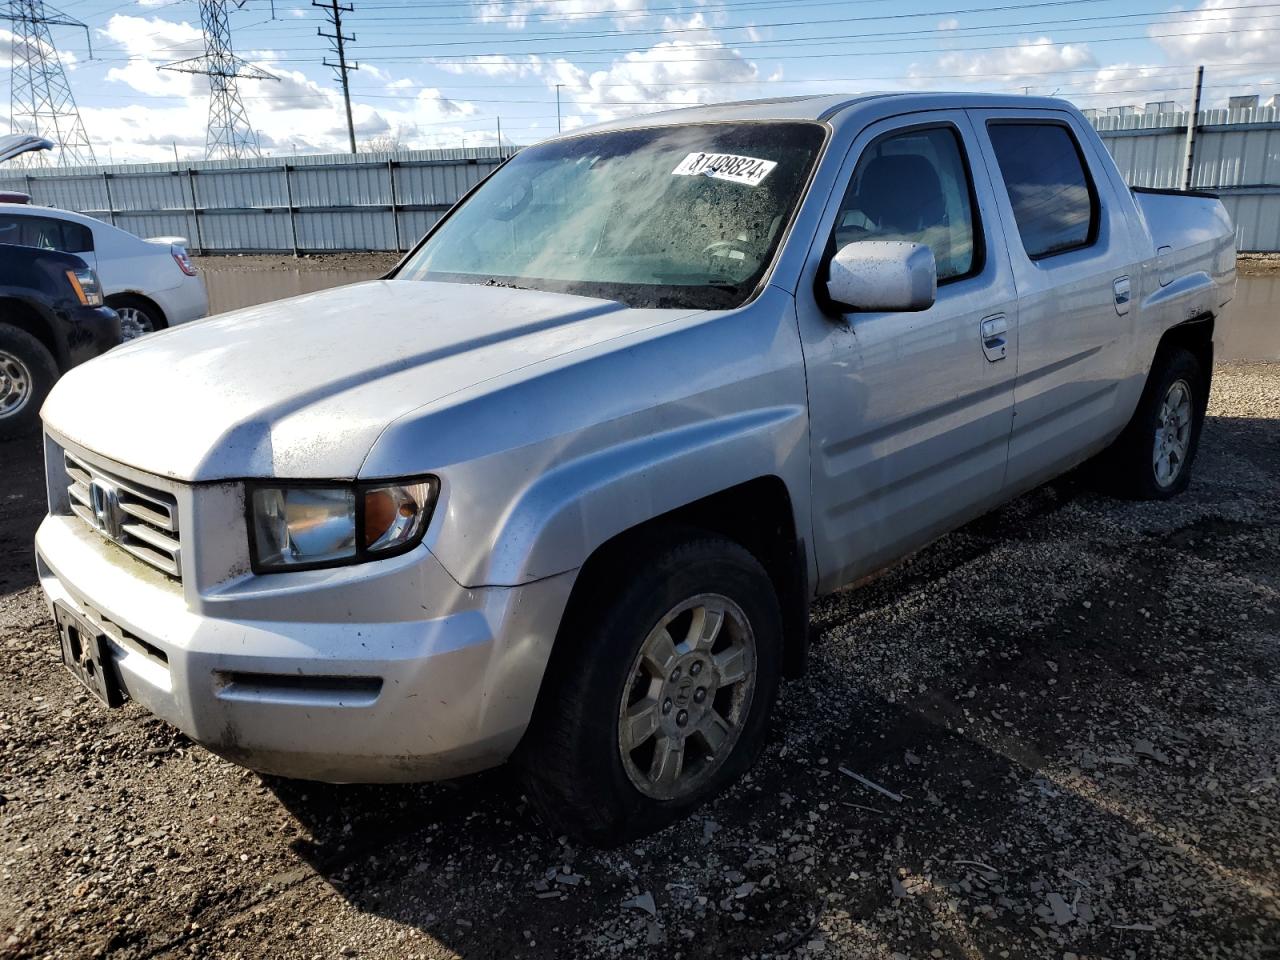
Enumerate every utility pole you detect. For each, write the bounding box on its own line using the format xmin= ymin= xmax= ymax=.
xmin=555 ymin=84 xmax=563 ymax=132
xmin=496 ymin=115 xmax=502 ymax=148
xmin=1182 ymin=65 xmax=1204 ymax=191
xmin=161 ymin=1 xmax=276 ymax=161
xmin=314 ymin=0 xmax=358 ymax=154
xmin=1 ymin=0 xmax=96 ymax=166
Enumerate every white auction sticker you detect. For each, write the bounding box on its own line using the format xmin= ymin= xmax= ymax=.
xmin=672 ymin=151 xmax=778 ymax=187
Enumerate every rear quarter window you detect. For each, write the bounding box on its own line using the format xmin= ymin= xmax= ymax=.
xmin=61 ymin=221 xmax=94 ymax=254
xmin=986 ymin=122 xmax=1099 ymax=260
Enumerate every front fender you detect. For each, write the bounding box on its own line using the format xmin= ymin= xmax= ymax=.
xmin=472 ymin=404 xmax=808 ymax=585
xmin=363 ymin=285 xmax=814 ymax=589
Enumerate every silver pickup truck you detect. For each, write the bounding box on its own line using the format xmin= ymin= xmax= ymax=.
xmin=34 ymin=93 xmax=1235 ymax=844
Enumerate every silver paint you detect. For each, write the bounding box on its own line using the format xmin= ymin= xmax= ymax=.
xmin=35 ymin=93 xmax=1237 ymax=782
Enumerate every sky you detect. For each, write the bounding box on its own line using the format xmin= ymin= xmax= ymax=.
xmin=3 ymin=0 xmax=1279 ymax=163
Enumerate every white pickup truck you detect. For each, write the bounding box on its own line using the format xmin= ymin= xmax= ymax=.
xmin=34 ymin=93 xmax=1235 ymax=844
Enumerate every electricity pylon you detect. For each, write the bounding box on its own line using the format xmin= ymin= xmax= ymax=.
xmin=161 ymin=1 xmax=277 ymax=160
xmin=1 ymin=0 xmax=96 ymax=166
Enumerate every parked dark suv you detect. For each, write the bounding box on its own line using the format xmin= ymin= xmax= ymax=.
xmin=0 ymin=243 xmax=120 ymax=439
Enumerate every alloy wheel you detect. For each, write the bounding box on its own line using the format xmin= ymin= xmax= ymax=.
xmin=116 ymin=306 xmax=154 ymax=340
xmin=1153 ymin=378 xmax=1193 ymax=488
xmin=617 ymin=593 xmax=756 ymax=801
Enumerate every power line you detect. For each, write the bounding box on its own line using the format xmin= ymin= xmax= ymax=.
xmin=309 ymin=0 xmax=1278 ymax=46
xmin=71 ymin=17 xmax=1280 ymax=63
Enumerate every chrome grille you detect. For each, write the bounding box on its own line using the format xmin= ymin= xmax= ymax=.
xmin=64 ymin=451 xmax=182 ymax=579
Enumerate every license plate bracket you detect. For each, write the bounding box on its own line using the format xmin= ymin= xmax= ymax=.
xmin=54 ymin=602 xmax=123 ymax=708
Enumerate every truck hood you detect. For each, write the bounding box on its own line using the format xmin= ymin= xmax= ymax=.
xmin=42 ymin=279 xmax=695 ymax=482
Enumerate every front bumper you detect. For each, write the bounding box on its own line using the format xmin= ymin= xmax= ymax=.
xmin=64 ymin=305 xmax=122 ymax=369
xmin=34 ymin=511 xmax=575 ymax=782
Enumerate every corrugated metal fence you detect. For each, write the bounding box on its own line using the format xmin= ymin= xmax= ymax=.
xmin=1 ymin=110 xmax=1277 ymax=252
xmin=1094 ymin=106 xmax=1280 ymax=252
xmin=0 ymin=146 xmax=516 ymax=255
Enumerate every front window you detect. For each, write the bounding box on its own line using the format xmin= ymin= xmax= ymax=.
xmin=832 ymin=125 xmax=982 ymax=283
xmin=397 ymin=122 xmax=826 ymax=310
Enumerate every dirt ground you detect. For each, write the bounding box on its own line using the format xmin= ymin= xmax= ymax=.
xmin=1238 ymin=255 xmax=1280 ymax=277
xmin=1 ymin=357 xmax=1278 ymax=957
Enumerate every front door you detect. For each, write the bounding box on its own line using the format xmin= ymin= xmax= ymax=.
xmin=795 ymin=111 xmax=1020 ymax=593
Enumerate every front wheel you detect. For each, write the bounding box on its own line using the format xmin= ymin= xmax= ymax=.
xmin=1102 ymin=346 xmax=1207 ymax=500
xmin=518 ymin=532 xmax=782 ymax=845
xmin=0 ymin=324 xmax=59 ymax=441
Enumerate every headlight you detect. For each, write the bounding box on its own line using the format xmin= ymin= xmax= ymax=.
xmin=65 ymin=267 xmax=104 ymax=307
xmin=249 ymin=478 xmax=439 ymax=573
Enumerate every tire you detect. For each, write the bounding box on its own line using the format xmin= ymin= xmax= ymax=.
xmin=0 ymin=324 xmax=58 ymax=441
xmin=1101 ymin=346 xmax=1207 ymax=500
xmin=518 ymin=530 xmax=783 ymax=845
xmin=107 ymin=295 xmax=165 ymax=340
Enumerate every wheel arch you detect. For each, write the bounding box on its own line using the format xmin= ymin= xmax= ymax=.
xmin=545 ymin=476 xmax=811 ymax=688
xmin=0 ymin=297 xmax=66 ymax=370
xmin=105 ymin=290 xmax=168 ymax=329
xmin=1156 ymin=312 xmax=1214 ymax=380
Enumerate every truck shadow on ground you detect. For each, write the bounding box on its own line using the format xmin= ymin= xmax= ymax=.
xmin=257 ymin=410 xmax=1280 ymax=959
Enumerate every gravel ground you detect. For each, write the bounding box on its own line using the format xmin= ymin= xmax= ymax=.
xmin=1 ymin=361 xmax=1277 ymax=960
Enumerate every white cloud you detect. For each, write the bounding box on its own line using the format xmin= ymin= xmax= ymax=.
xmin=0 ymin=26 xmax=79 ymax=72
xmin=415 ymin=88 xmax=475 ymax=118
xmin=438 ymin=53 xmax=545 ymax=79
xmin=100 ymin=14 xmax=205 ymax=98
xmin=910 ymin=37 xmax=1096 ymax=85
xmin=938 ymin=17 xmax=961 ymax=31
xmin=1150 ymin=0 xmax=1276 ymax=65
xmin=80 ymin=12 xmax=486 ymax=160
xmin=476 ymin=0 xmax=648 ymax=30
xmin=544 ymin=27 xmax=764 ymax=124
xmin=252 ymin=66 xmax=332 ymax=113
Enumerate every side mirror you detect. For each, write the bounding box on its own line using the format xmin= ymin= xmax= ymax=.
xmin=825 ymin=240 xmax=937 ymax=313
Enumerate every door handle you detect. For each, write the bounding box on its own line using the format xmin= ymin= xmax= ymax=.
xmin=1113 ymin=276 xmax=1132 ymax=316
xmin=980 ymin=314 xmax=1008 ymax=362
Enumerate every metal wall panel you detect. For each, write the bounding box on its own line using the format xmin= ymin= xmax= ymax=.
xmin=296 ymin=209 xmax=395 ymax=251
xmin=196 ymin=211 xmax=292 ymax=251
xmin=195 ymin=168 xmax=289 ymax=209
xmin=112 ymin=212 xmax=199 ymax=242
xmin=111 ymin=173 xmax=192 ymax=212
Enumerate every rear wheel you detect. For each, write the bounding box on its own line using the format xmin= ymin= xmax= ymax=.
xmin=1101 ymin=346 xmax=1207 ymax=500
xmin=108 ymin=295 xmax=164 ymax=340
xmin=0 ymin=324 xmax=58 ymax=440
xmin=518 ymin=531 xmax=782 ymax=845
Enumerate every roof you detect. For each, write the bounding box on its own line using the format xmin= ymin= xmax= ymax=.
xmin=0 ymin=201 xmax=99 ymax=227
xmin=561 ymin=92 xmax=1077 ymax=137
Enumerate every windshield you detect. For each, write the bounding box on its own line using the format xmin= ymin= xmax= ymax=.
xmin=397 ymin=121 xmax=826 ymax=310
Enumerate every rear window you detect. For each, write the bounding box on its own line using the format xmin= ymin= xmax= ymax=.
xmin=986 ymin=122 xmax=1098 ymax=260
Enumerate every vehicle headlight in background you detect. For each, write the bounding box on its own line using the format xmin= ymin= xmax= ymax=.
xmin=65 ymin=267 xmax=104 ymax=307
xmin=249 ymin=478 xmax=438 ymax=573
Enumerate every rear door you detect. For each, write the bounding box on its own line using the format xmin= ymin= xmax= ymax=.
xmin=795 ymin=110 xmax=1020 ymax=592
xmin=968 ymin=108 xmax=1139 ymax=492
